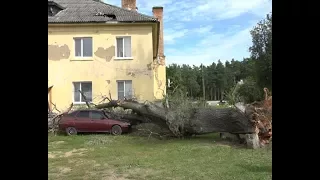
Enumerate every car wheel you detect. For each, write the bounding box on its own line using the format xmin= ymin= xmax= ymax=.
xmin=66 ymin=127 xmax=77 ymax=136
xmin=111 ymin=125 xmax=122 ymax=135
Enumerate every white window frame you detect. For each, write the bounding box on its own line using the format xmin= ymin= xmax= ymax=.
xmin=117 ymin=80 xmax=133 ymax=99
xmin=115 ymin=36 xmax=133 ymax=59
xmin=74 ymin=37 xmax=93 ymax=58
xmin=72 ymin=81 xmax=93 ymax=104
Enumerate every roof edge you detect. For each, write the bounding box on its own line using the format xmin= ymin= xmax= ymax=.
xmin=48 ymin=21 xmax=157 ymax=25
xmin=97 ymin=1 xmax=157 ymax=21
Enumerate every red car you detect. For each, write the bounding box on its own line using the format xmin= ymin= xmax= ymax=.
xmin=58 ymin=109 xmax=131 ymax=136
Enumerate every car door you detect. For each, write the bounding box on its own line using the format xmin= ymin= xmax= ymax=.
xmin=74 ymin=110 xmax=91 ymax=132
xmin=90 ymin=111 xmax=110 ymax=132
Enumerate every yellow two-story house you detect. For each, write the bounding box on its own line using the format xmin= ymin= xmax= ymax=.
xmin=48 ymin=0 xmax=166 ymax=111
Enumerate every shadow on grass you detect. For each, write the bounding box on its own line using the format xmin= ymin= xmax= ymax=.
xmin=237 ymin=164 xmax=272 ymax=173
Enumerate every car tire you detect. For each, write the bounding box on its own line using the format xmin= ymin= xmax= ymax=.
xmin=111 ymin=125 xmax=122 ymax=135
xmin=66 ymin=127 xmax=77 ymax=136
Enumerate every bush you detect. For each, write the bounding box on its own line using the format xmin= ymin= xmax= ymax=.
xmin=237 ymin=77 xmax=263 ymax=103
xmin=225 ymin=83 xmax=241 ymax=105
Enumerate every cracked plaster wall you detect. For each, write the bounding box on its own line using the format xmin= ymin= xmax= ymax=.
xmin=48 ymin=25 xmax=162 ymax=110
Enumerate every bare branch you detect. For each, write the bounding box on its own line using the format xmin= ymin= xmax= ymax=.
xmin=50 ymin=102 xmax=61 ymax=113
xmin=136 ymin=128 xmax=164 ymax=140
xmin=108 ymin=90 xmax=112 ymax=101
xmin=79 ymin=90 xmax=91 ymax=108
xmin=99 ymin=96 xmax=109 ymax=104
xmin=172 ymin=85 xmax=179 ymax=94
xmin=49 ymin=103 xmax=74 ymax=135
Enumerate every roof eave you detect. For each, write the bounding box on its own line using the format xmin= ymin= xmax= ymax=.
xmin=97 ymin=0 xmax=157 ymax=20
xmin=48 ymin=21 xmax=157 ymax=24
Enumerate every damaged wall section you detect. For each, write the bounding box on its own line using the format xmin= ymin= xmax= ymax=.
xmin=48 ymin=44 xmax=70 ymax=60
xmin=48 ymin=25 xmax=158 ymax=109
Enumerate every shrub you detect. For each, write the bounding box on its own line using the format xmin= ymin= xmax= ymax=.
xmin=225 ymin=83 xmax=241 ymax=105
xmin=237 ymin=77 xmax=263 ymax=103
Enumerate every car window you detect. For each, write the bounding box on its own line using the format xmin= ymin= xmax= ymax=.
xmin=67 ymin=111 xmax=78 ymax=117
xmin=76 ymin=111 xmax=90 ymax=118
xmin=91 ymin=111 xmax=104 ymax=119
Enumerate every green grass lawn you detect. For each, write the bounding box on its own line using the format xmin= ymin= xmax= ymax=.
xmin=48 ymin=133 xmax=272 ymax=180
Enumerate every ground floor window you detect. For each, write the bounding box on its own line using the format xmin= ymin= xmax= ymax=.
xmin=117 ymin=80 xmax=132 ymax=100
xmin=73 ymin=82 xmax=92 ymax=103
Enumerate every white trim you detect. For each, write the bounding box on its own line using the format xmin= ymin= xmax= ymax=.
xmin=81 ymin=38 xmax=83 ymax=57
xmin=115 ymin=36 xmax=132 ymax=59
xmin=72 ymin=81 xmax=93 ymax=104
xmin=114 ymin=57 xmax=133 ymax=60
xmin=73 ymin=37 xmax=93 ymax=58
xmin=116 ymin=80 xmax=133 ymax=99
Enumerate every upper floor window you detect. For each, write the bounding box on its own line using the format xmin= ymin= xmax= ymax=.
xmin=74 ymin=37 xmax=93 ymax=57
xmin=116 ymin=37 xmax=132 ymax=58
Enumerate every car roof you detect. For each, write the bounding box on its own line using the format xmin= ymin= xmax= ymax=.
xmin=71 ymin=109 xmax=103 ymax=113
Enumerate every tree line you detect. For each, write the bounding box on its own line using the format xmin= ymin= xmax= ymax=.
xmin=166 ymin=13 xmax=272 ymax=103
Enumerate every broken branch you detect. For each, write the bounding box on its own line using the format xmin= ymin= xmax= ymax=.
xmin=79 ymin=90 xmax=91 ymax=108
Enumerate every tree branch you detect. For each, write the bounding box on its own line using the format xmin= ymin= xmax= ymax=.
xmin=79 ymin=90 xmax=91 ymax=108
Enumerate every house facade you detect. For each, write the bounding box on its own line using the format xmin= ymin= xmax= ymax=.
xmin=48 ymin=0 xmax=166 ymax=111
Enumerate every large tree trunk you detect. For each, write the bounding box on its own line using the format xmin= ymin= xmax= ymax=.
xmin=221 ymin=88 xmax=224 ymax=100
xmin=92 ymin=88 xmax=271 ymax=149
xmin=95 ymin=100 xmax=255 ymax=137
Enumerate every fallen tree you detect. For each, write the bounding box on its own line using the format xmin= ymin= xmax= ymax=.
xmin=48 ymin=103 xmax=73 ymax=134
xmin=96 ymin=100 xmax=256 ymax=136
xmin=95 ymin=89 xmax=271 ymax=148
xmin=221 ymin=87 xmax=272 ymax=148
xmin=50 ymin=89 xmax=272 ymax=149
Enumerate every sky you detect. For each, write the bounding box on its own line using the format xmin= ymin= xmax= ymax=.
xmin=104 ymin=0 xmax=272 ymax=66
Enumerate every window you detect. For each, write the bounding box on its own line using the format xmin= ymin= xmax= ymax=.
xmin=117 ymin=80 xmax=132 ymax=100
xmin=76 ymin=111 xmax=90 ymax=118
xmin=73 ymin=82 xmax=92 ymax=103
xmin=91 ymin=111 xmax=104 ymax=119
xmin=116 ymin=37 xmax=131 ymax=58
xmin=65 ymin=111 xmax=78 ymax=117
xmin=74 ymin=37 xmax=93 ymax=57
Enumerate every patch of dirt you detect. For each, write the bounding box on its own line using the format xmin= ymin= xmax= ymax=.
xmin=64 ymin=148 xmax=88 ymax=157
xmin=49 ymin=148 xmax=91 ymax=159
xmin=68 ymin=159 xmax=97 ymax=168
xmin=85 ymin=136 xmax=115 ymax=146
xmin=100 ymin=166 xmax=157 ymax=180
xmin=48 ymin=153 xmax=55 ymax=159
xmin=58 ymin=167 xmax=71 ymax=174
xmin=101 ymin=169 xmax=129 ymax=180
xmin=48 ymin=151 xmax=62 ymax=159
xmin=49 ymin=141 xmax=66 ymax=149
